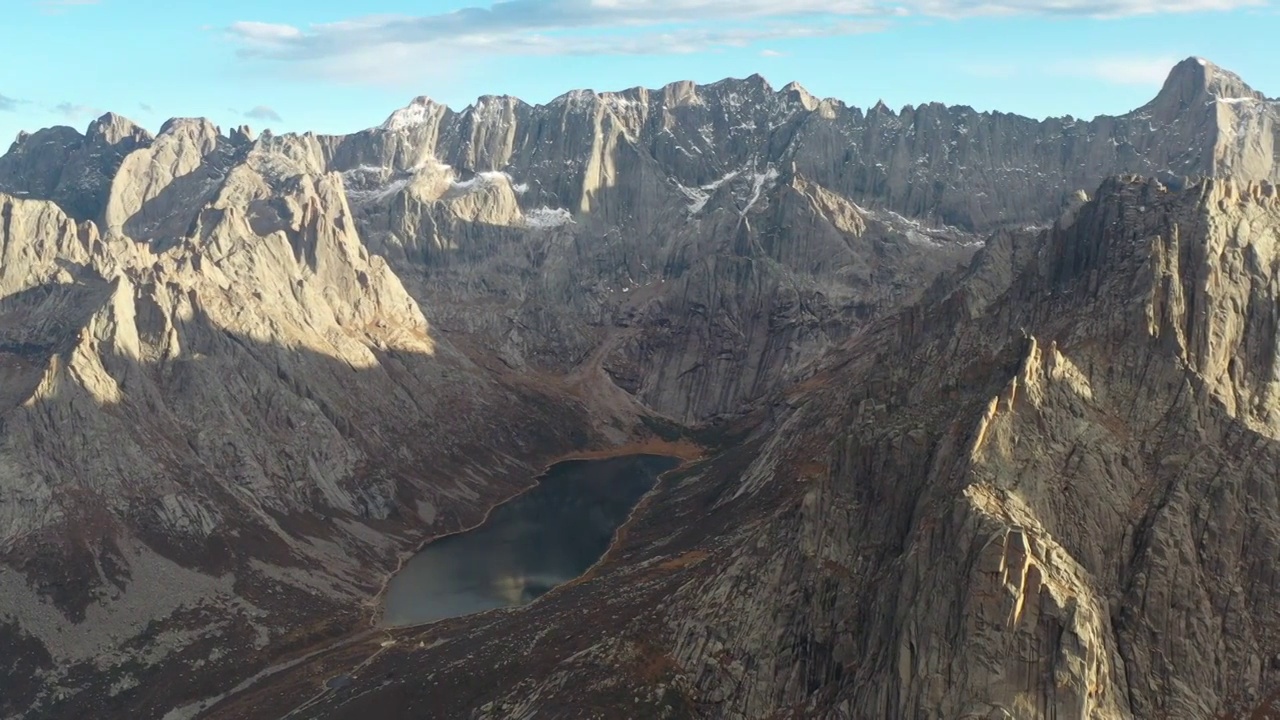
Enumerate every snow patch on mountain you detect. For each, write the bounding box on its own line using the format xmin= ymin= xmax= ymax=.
xmin=381 ymin=97 xmax=442 ymax=131
xmin=741 ymin=167 xmax=780 ymax=217
xmin=524 ymin=207 xmax=574 ymax=229
xmin=450 ymin=171 xmax=509 ymax=194
xmin=341 ymin=165 xmax=409 ymax=202
xmin=676 ymin=170 xmax=741 ymax=214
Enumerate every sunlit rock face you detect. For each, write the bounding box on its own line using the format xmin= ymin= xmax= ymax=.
xmin=0 ymin=57 xmax=1278 ymax=719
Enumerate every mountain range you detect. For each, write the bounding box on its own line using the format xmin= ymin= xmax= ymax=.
xmin=0 ymin=56 xmax=1278 ymax=719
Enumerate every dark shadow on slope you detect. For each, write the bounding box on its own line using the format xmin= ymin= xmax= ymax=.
xmin=0 ymin=277 xmax=115 ymax=413
xmin=0 ymin=265 xmax=627 ymax=720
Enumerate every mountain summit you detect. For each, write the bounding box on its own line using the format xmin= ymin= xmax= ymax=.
xmin=1153 ymin=56 xmax=1268 ymax=110
xmin=6 ymin=59 xmax=1277 ymax=235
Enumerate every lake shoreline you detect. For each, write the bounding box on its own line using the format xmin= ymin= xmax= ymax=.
xmin=367 ymin=438 xmax=703 ymax=628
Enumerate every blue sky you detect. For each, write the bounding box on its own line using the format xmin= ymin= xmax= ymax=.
xmin=1 ymin=0 xmax=1276 ymax=145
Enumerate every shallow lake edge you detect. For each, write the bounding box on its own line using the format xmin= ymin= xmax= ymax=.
xmin=367 ymin=440 xmax=703 ymax=629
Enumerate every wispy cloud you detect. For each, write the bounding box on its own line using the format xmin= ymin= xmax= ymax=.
xmin=1049 ymin=55 xmax=1183 ymax=85
xmin=906 ymin=0 xmax=1261 ymax=17
xmin=957 ymin=55 xmax=1187 ymax=87
xmin=229 ymin=8 xmax=884 ymax=85
xmin=139 ymin=102 xmax=155 ymax=113
xmin=53 ymin=102 xmax=102 ymax=120
xmin=0 ymin=94 xmax=21 ymax=112
xmin=244 ymin=105 xmax=283 ymax=122
xmin=760 ymin=49 xmax=786 ymax=57
xmin=225 ymin=0 xmax=1260 ymax=85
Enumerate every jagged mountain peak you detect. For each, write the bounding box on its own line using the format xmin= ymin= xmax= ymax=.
xmin=465 ymin=94 xmax=531 ymax=120
xmin=1151 ymin=56 xmax=1265 ymax=110
xmin=548 ymin=87 xmax=601 ymax=108
xmin=739 ymin=72 xmax=773 ymax=90
xmin=781 ymin=80 xmax=819 ymax=110
xmin=3 ymin=58 xmax=1276 ymax=235
xmin=375 ymin=73 xmax=814 ymax=136
xmin=5 ymin=124 xmax=82 ymax=153
xmin=658 ymin=79 xmax=701 ymax=105
xmin=85 ymin=112 xmax=151 ymax=147
xmin=380 ymin=95 xmax=451 ymax=131
xmin=471 ymin=93 xmax=526 ymax=107
xmin=229 ymin=124 xmax=256 ymax=145
xmin=1188 ymin=56 xmax=1261 ymax=97
xmin=157 ymin=116 xmax=221 ymax=138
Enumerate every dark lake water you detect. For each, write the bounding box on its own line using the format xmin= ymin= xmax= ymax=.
xmin=381 ymin=454 xmax=681 ymax=627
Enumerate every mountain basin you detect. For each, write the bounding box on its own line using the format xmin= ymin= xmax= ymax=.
xmin=381 ymin=454 xmax=682 ymax=627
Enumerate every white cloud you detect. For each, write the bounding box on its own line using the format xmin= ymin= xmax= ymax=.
xmin=53 ymin=102 xmax=102 ymax=120
xmin=907 ymin=0 xmax=1260 ymax=17
xmin=232 ymin=20 xmax=305 ymax=44
xmin=225 ymin=0 xmax=1261 ymax=84
xmin=244 ymin=105 xmax=283 ymax=122
xmin=958 ymin=55 xmax=1191 ymax=88
xmin=278 ymin=24 xmax=870 ymax=86
xmin=760 ymin=49 xmax=786 ymax=57
xmin=1049 ymin=55 xmax=1183 ymax=85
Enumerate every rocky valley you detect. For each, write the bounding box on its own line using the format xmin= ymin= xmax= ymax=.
xmin=0 ymin=56 xmax=1278 ymax=719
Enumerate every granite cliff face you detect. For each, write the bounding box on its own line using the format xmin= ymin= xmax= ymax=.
xmin=0 ymin=57 xmax=1277 ymax=719
xmin=235 ymin=177 xmax=1280 ymax=720
xmin=326 ymin=56 xmax=1277 ymax=231
xmin=325 ymin=55 xmax=1276 ymax=421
